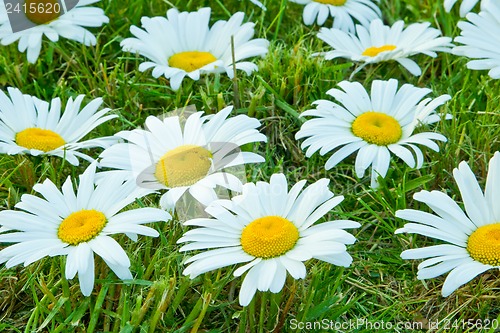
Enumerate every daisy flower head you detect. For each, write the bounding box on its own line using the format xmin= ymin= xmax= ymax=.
xmin=444 ymin=0 xmax=480 ymax=16
xmin=316 ymin=19 xmax=454 ymax=76
xmin=178 ymin=173 xmax=360 ymax=306
xmin=395 ymin=152 xmax=500 ymax=297
xmin=289 ymin=0 xmax=381 ymax=32
xmin=295 ymin=79 xmax=451 ymax=188
xmin=452 ymin=0 xmax=500 ymax=79
xmin=120 ymin=7 xmax=269 ymax=91
xmin=0 ymin=0 xmax=109 ymax=63
xmin=0 ymin=87 xmax=117 ymax=165
xmin=0 ymin=162 xmax=171 ymax=296
xmin=99 ymin=106 xmax=267 ymax=211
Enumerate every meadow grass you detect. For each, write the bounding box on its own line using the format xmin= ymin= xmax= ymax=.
xmin=0 ymin=0 xmax=499 ymax=332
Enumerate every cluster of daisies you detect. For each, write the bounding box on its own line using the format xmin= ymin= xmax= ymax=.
xmin=0 ymin=0 xmax=499 ymax=81
xmin=0 ymin=0 xmax=498 ymax=307
xmin=0 ymin=89 xmax=359 ymax=306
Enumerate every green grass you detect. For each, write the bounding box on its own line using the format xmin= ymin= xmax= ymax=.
xmin=0 ymin=0 xmax=499 ymax=332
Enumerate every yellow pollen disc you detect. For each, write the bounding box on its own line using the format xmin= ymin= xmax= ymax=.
xmin=241 ymin=216 xmax=300 ymax=259
xmin=24 ymin=0 xmax=61 ymax=25
xmin=351 ymin=112 xmax=402 ymax=146
xmin=362 ymin=44 xmax=397 ymax=57
xmin=314 ymin=0 xmax=347 ymax=5
xmin=168 ymin=51 xmax=217 ymax=72
xmin=15 ymin=128 xmax=65 ymax=152
xmin=155 ymin=145 xmax=213 ymax=188
xmin=467 ymin=223 xmax=500 ymax=266
xmin=58 ymin=210 xmax=107 ymax=245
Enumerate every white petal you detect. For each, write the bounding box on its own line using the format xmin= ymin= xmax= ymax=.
xmin=234 ymin=258 xmax=262 ymax=277
xmin=239 ymin=264 xmax=260 ymax=306
xmin=485 ymin=152 xmax=500 ymax=221
xmin=453 ymin=161 xmax=492 ymax=227
xmin=269 ymin=264 xmax=287 ymax=293
xmin=76 ymin=243 xmax=95 ymax=296
xmin=257 ymin=259 xmax=277 ymax=291
xmin=279 ymin=256 xmax=306 ymax=279
xmin=441 ymin=261 xmax=491 ymax=297
xmin=88 ymin=236 xmax=130 ymax=268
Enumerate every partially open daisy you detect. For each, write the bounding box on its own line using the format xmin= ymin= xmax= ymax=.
xmin=0 ymin=0 xmax=108 ymax=63
xmin=295 ymin=79 xmax=451 ymax=188
xmin=444 ymin=0 xmax=480 ymax=16
xmin=99 ymin=106 xmax=267 ymax=209
xmin=316 ymin=19 xmax=454 ymax=76
xmin=178 ymin=174 xmax=360 ymax=306
xmin=0 ymin=87 xmax=117 ymax=165
xmin=289 ymin=0 xmax=381 ymax=32
xmin=120 ymin=7 xmax=269 ymax=91
xmin=396 ymin=152 xmax=500 ymax=297
xmin=0 ymin=163 xmax=170 ymax=296
xmin=453 ymin=0 xmax=500 ymax=79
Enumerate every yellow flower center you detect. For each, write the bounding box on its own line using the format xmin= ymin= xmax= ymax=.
xmin=58 ymin=210 xmax=107 ymax=245
xmin=351 ymin=112 xmax=402 ymax=146
xmin=24 ymin=0 xmax=61 ymax=25
xmin=314 ymin=0 xmax=347 ymax=5
xmin=155 ymin=145 xmax=213 ymax=188
xmin=168 ymin=51 xmax=217 ymax=72
xmin=362 ymin=45 xmax=397 ymax=57
xmin=241 ymin=216 xmax=299 ymax=259
xmin=467 ymin=223 xmax=500 ymax=266
xmin=15 ymin=128 xmax=65 ymax=152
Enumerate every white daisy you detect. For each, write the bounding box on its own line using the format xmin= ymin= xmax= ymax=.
xmin=0 ymin=163 xmax=171 ymax=296
xmin=289 ymin=0 xmax=381 ymax=32
xmin=0 ymin=87 xmax=117 ymax=166
xmin=178 ymin=173 xmax=360 ymax=306
xmin=295 ymin=79 xmax=451 ymax=188
xmin=120 ymin=7 xmax=269 ymax=91
xmin=444 ymin=0 xmax=480 ymax=16
xmin=395 ymin=152 xmax=500 ymax=297
xmin=316 ymin=19 xmax=454 ymax=76
xmin=452 ymin=0 xmax=500 ymax=79
xmin=0 ymin=0 xmax=108 ymax=63
xmin=99 ymin=106 xmax=267 ymax=210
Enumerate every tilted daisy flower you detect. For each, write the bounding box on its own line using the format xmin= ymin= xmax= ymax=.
xmin=0 ymin=163 xmax=171 ymax=296
xmin=316 ymin=19 xmax=454 ymax=76
xmin=395 ymin=152 xmax=500 ymax=297
xmin=0 ymin=87 xmax=117 ymax=166
xmin=444 ymin=0 xmax=480 ymax=16
xmin=289 ymin=0 xmax=381 ymax=32
xmin=178 ymin=174 xmax=360 ymax=306
xmin=99 ymin=106 xmax=267 ymax=209
xmin=0 ymin=0 xmax=108 ymax=63
xmin=295 ymin=79 xmax=451 ymax=188
xmin=452 ymin=0 xmax=500 ymax=79
xmin=120 ymin=7 xmax=269 ymax=91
